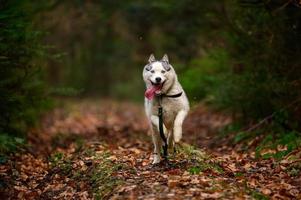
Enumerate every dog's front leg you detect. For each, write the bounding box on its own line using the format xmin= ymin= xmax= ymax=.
xmin=150 ymin=115 xmax=167 ymax=164
xmin=168 ymin=131 xmax=179 ymax=155
xmin=151 ymin=130 xmax=161 ymax=164
xmin=173 ymin=110 xmax=188 ymax=143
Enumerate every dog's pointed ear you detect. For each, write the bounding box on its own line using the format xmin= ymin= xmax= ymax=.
xmin=148 ymin=54 xmax=156 ymax=63
xmin=161 ymin=54 xmax=169 ymax=63
xmin=161 ymin=54 xmax=171 ymax=71
xmin=145 ymin=54 xmax=155 ymax=71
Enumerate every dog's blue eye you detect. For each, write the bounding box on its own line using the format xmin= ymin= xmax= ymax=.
xmin=161 ymin=70 xmax=166 ymax=73
xmin=151 ymin=70 xmax=155 ymax=73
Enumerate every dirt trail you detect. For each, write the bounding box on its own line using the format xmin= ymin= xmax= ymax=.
xmin=1 ymin=100 xmax=300 ymax=199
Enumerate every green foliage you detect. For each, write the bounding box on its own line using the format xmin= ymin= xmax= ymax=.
xmin=179 ymin=1 xmax=301 ymax=138
xmin=0 ymin=0 xmax=50 ymax=152
xmin=180 ymin=0 xmax=301 ymax=149
xmin=181 ymin=49 xmax=230 ymax=102
xmin=248 ymin=190 xmax=269 ymax=200
xmin=287 ymin=162 xmax=301 ymax=177
xmin=216 ymin=1 xmax=301 ymax=123
xmin=0 ymin=134 xmax=25 ymax=154
xmin=234 ymin=131 xmax=252 ymax=144
xmin=188 ymin=166 xmax=202 ymax=175
xmin=49 ymin=152 xmax=65 ymax=167
xmin=255 ymin=130 xmax=301 ymax=160
xmin=188 ymin=162 xmax=224 ymax=175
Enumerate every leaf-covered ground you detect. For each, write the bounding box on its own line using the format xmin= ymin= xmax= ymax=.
xmin=1 ymin=99 xmax=301 ymax=199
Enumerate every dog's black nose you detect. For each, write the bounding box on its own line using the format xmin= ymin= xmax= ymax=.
xmin=155 ymin=77 xmax=161 ymax=83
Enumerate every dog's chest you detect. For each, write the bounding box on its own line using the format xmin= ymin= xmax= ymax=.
xmin=151 ymin=98 xmax=181 ymax=129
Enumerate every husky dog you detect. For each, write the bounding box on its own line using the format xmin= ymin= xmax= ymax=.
xmin=143 ymin=54 xmax=189 ymax=164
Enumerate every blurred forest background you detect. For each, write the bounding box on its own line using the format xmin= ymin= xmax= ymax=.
xmin=1 ymin=0 xmax=301 ymax=153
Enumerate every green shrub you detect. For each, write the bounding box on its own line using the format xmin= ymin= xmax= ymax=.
xmin=219 ymin=1 xmax=301 ymax=124
xmin=182 ymin=1 xmax=301 ymax=132
xmin=0 ymin=134 xmax=25 ymax=154
xmin=0 ymin=0 xmax=49 ymax=152
xmin=181 ymin=48 xmax=230 ymax=102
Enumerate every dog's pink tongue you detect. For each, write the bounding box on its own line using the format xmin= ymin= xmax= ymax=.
xmin=145 ymin=85 xmax=161 ymax=100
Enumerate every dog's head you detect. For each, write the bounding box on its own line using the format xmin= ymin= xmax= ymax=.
xmin=143 ymin=54 xmax=176 ymax=100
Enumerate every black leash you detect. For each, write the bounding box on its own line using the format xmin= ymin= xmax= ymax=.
xmin=157 ymin=91 xmax=183 ymax=159
xmin=158 ymin=96 xmax=168 ymax=159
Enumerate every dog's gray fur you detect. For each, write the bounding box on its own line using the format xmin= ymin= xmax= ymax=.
xmin=143 ymin=54 xmax=189 ymax=164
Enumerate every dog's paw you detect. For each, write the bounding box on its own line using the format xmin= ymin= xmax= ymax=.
xmin=152 ymin=154 xmax=161 ymax=164
xmin=174 ymin=134 xmax=182 ymax=143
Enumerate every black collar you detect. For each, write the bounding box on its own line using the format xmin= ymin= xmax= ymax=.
xmin=161 ymin=92 xmax=183 ymax=98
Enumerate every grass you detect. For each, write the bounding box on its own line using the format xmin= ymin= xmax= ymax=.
xmin=91 ymin=151 xmax=124 ymax=200
xmin=249 ymin=190 xmax=269 ymax=200
xmin=177 ymin=143 xmax=209 ymax=161
xmin=242 ymin=180 xmax=269 ymax=200
xmin=177 ymin=143 xmax=224 ymax=175
xmin=49 ymin=152 xmax=73 ymax=175
xmin=255 ymin=131 xmax=301 ymax=160
xmin=48 ymin=146 xmax=124 ymax=200
xmin=286 ymin=162 xmax=301 ymax=177
xmin=221 ymin=121 xmax=301 ymax=160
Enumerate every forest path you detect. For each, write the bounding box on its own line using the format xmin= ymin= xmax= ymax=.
xmin=1 ymin=100 xmax=300 ymax=199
